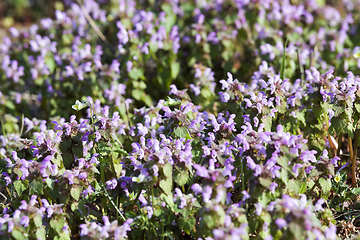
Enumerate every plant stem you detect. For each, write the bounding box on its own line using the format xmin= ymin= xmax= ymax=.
xmin=352 ymin=129 xmax=360 ymax=187
xmin=296 ymin=48 xmax=304 ymax=81
xmin=349 ymin=135 xmax=355 ymax=186
xmin=324 ymin=109 xmax=335 ymax=158
xmin=126 ymin=186 xmax=143 ymax=212
xmin=100 ymin=163 xmax=107 ymax=215
xmin=151 ymin=185 xmax=154 ymax=212
xmin=337 ymin=132 xmax=343 ymax=157
xmin=102 ymin=184 xmax=126 ymax=221
xmin=240 ymin=155 xmax=245 ymax=193
xmin=125 ymin=102 xmax=132 ymax=129
xmin=76 ymin=0 xmax=116 ymax=53
xmin=234 ymin=152 xmax=245 ymax=203
xmin=19 ymin=113 xmax=24 ymax=136
xmin=161 ymin=217 xmax=164 ymax=240
xmin=109 ymin=154 xmax=118 ymax=178
xmin=100 ymin=163 xmax=105 ymax=185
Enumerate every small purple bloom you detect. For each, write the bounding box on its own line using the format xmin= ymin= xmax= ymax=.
xmin=275 ymin=218 xmax=287 ymax=229
xmin=106 ymin=179 xmax=118 ymax=190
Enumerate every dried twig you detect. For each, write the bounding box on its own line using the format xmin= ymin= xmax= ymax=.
xmin=76 ymin=0 xmax=116 ymax=53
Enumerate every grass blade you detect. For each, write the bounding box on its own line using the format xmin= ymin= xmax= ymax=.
xmin=280 ymin=39 xmax=289 ymax=80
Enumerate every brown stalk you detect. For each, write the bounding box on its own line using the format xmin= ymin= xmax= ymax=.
xmin=352 ymin=130 xmax=360 ymax=187
xmin=349 ymin=135 xmax=355 ymax=186
xmin=76 ymin=0 xmax=116 ymax=53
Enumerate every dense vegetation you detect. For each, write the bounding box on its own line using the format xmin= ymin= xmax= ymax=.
xmin=2 ymin=0 xmax=360 ymax=239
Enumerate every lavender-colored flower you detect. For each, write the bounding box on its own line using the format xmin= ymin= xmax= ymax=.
xmin=275 ymin=218 xmax=287 ymax=229
xmin=106 ymin=179 xmax=118 ymax=190
xmin=191 ymin=183 xmax=202 ymax=195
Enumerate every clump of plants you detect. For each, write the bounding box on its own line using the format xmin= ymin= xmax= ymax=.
xmin=2 ymin=0 xmax=360 ymax=239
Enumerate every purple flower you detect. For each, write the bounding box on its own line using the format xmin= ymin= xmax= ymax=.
xmin=213 ymin=229 xmax=225 ymax=239
xmin=191 ymin=183 xmax=202 ymax=195
xmin=106 ymin=179 xmax=118 ymax=190
xmin=82 ymin=186 xmax=94 ymax=197
xmin=195 ymin=33 xmax=201 ymax=43
xmin=146 ymin=206 xmax=153 ymax=218
xmin=269 ymin=182 xmax=278 ymax=193
xmin=202 ymin=186 xmax=212 ymax=203
xmin=78 ymin=172 xmax=88 ymax=180
xmin=219 ymin=92 xmax=230 ymax=102
xmin=193 ymin=164 xmax=210 ymax=178
xmin=314 ymin=199 xmax=325 ymax=211
xmin=300 ymin=150 xmax=317 ymax=163
xmin=324 ymin=224 xmax=337 ymax=240
xmin=275 ymin=218 xmax=287 ymax=229
xmin=80 ymin=224 xmax=89 ymax=236
xmin=20 ymin=216 xmax=30 ymax=227
xmin=255 ymin=202 xmax=262 ymax=215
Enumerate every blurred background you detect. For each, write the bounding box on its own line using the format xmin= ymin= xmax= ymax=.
xmin=0 ymin=0 xmax=61 ymax=43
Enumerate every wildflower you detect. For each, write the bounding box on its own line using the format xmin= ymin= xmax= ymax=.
xmin=275 ymin=218 xmax=287 ymax=229
xmin=72 ymin=100 xmax=90 ymax=111
xmin=334 ymin=174 xmax=341 ymax=183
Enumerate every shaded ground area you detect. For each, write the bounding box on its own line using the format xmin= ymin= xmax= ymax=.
xmin=0 ymin=0 xmax=59 ymax=44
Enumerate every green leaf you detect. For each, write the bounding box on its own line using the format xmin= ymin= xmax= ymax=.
xmin=113 ymin=163 xmax=123 ymax=178
xmin=36 ymin=227 xmax=46 ymax=240
xmin=163 ymin=163 xmax=173 ymax=177
xmin=259 ymin=177 xmax=272 ymax=188
xmin=141 ymin=93 xmax=153 ymax=107
xmin=315 ymin=0 xmax=325 ymax=6
xmin=163 ymin=96 xmax=181 ymax=107
xmin=174 ymin=169 xmax=189 ymax=186
xmin=262 ymin=115 xmax=272 ymax=132
xmin=161 ymin=4 xmax=176 ymax=31
xmin=297 ymin=111 xmax=306 ymax=125
xmin=58 ymin=230 xmax=71 ymax=240
xmin=330 ymin=114 xmax=350 ymax=136
xmin=45 ymin=55 xmax=56 ymax=73
xmin=50 ymin=217 xmax=65 ymax=234
xmin=5 ymin=100 xmax=15 ymax=110
xmin=171 ymin=62 xmax=180 ymax=79
xmin=277 ymin=155 xmax=290 ymax=170
xmin=129 ymin=68 xmax=144 ymax=80
xmin=97 ymin=142 xmax=112 ymax=157
xmin=72 ymin=145 xmax=83 ymax=158
xmin=277 ymin=96 xmax=288 ymax=114
xmin=319 ymin=178 xmax=332 ymax=198
xmin=52 ymin=154 xmax=62 ymax=167
xmin=12 ymin=230 xmax=25 ymax=240
xmin=307 ymin=179 xmax=315 ymax=189
xmin=70 ymin=185 xmax=82 ymax=201
xmin=30 ymin=179 xmax=44 ymax=195
xmin=280 ymin=39 xmax=289 ymax=80
xmin=286 ymin=179 xmax=301 ymax=195
xmin=174 ymin=126 xmax=188 ymax=139
xmin=203 ymin=213 xmax=217 ymax=229
xmin=258 ymin=192 xmax=273 ymax=206
xmin=178 ymin=217 xmax=196 ymax=235
xmin=289 ymin=222 xmax=302 ymax=236
xmin=59 ymin=137 xmax=72 ymax=152
xmin=351 ymin=188 xmax=360 ymax=195
xmin=160 ymin=178 xmax=172 ymax=195
xmin=132 ymin=89 xmax=143 ymax=101
xmin=299 ymin=182 xmax=307 ymax=194
xmin=33 ymin=214 xmax=43 ymax=228
xmin=13 ymin=180 xmax=28 ymax=195
xmin=355 ymin=102 xmax=360 ymax=114
xmin=161 ymin=193 xmax=174 ymax=209
xmin=113 ymin=148 xmax=129 ymax=156
xmin=333 ymin=105 xmax=345 ymax=117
